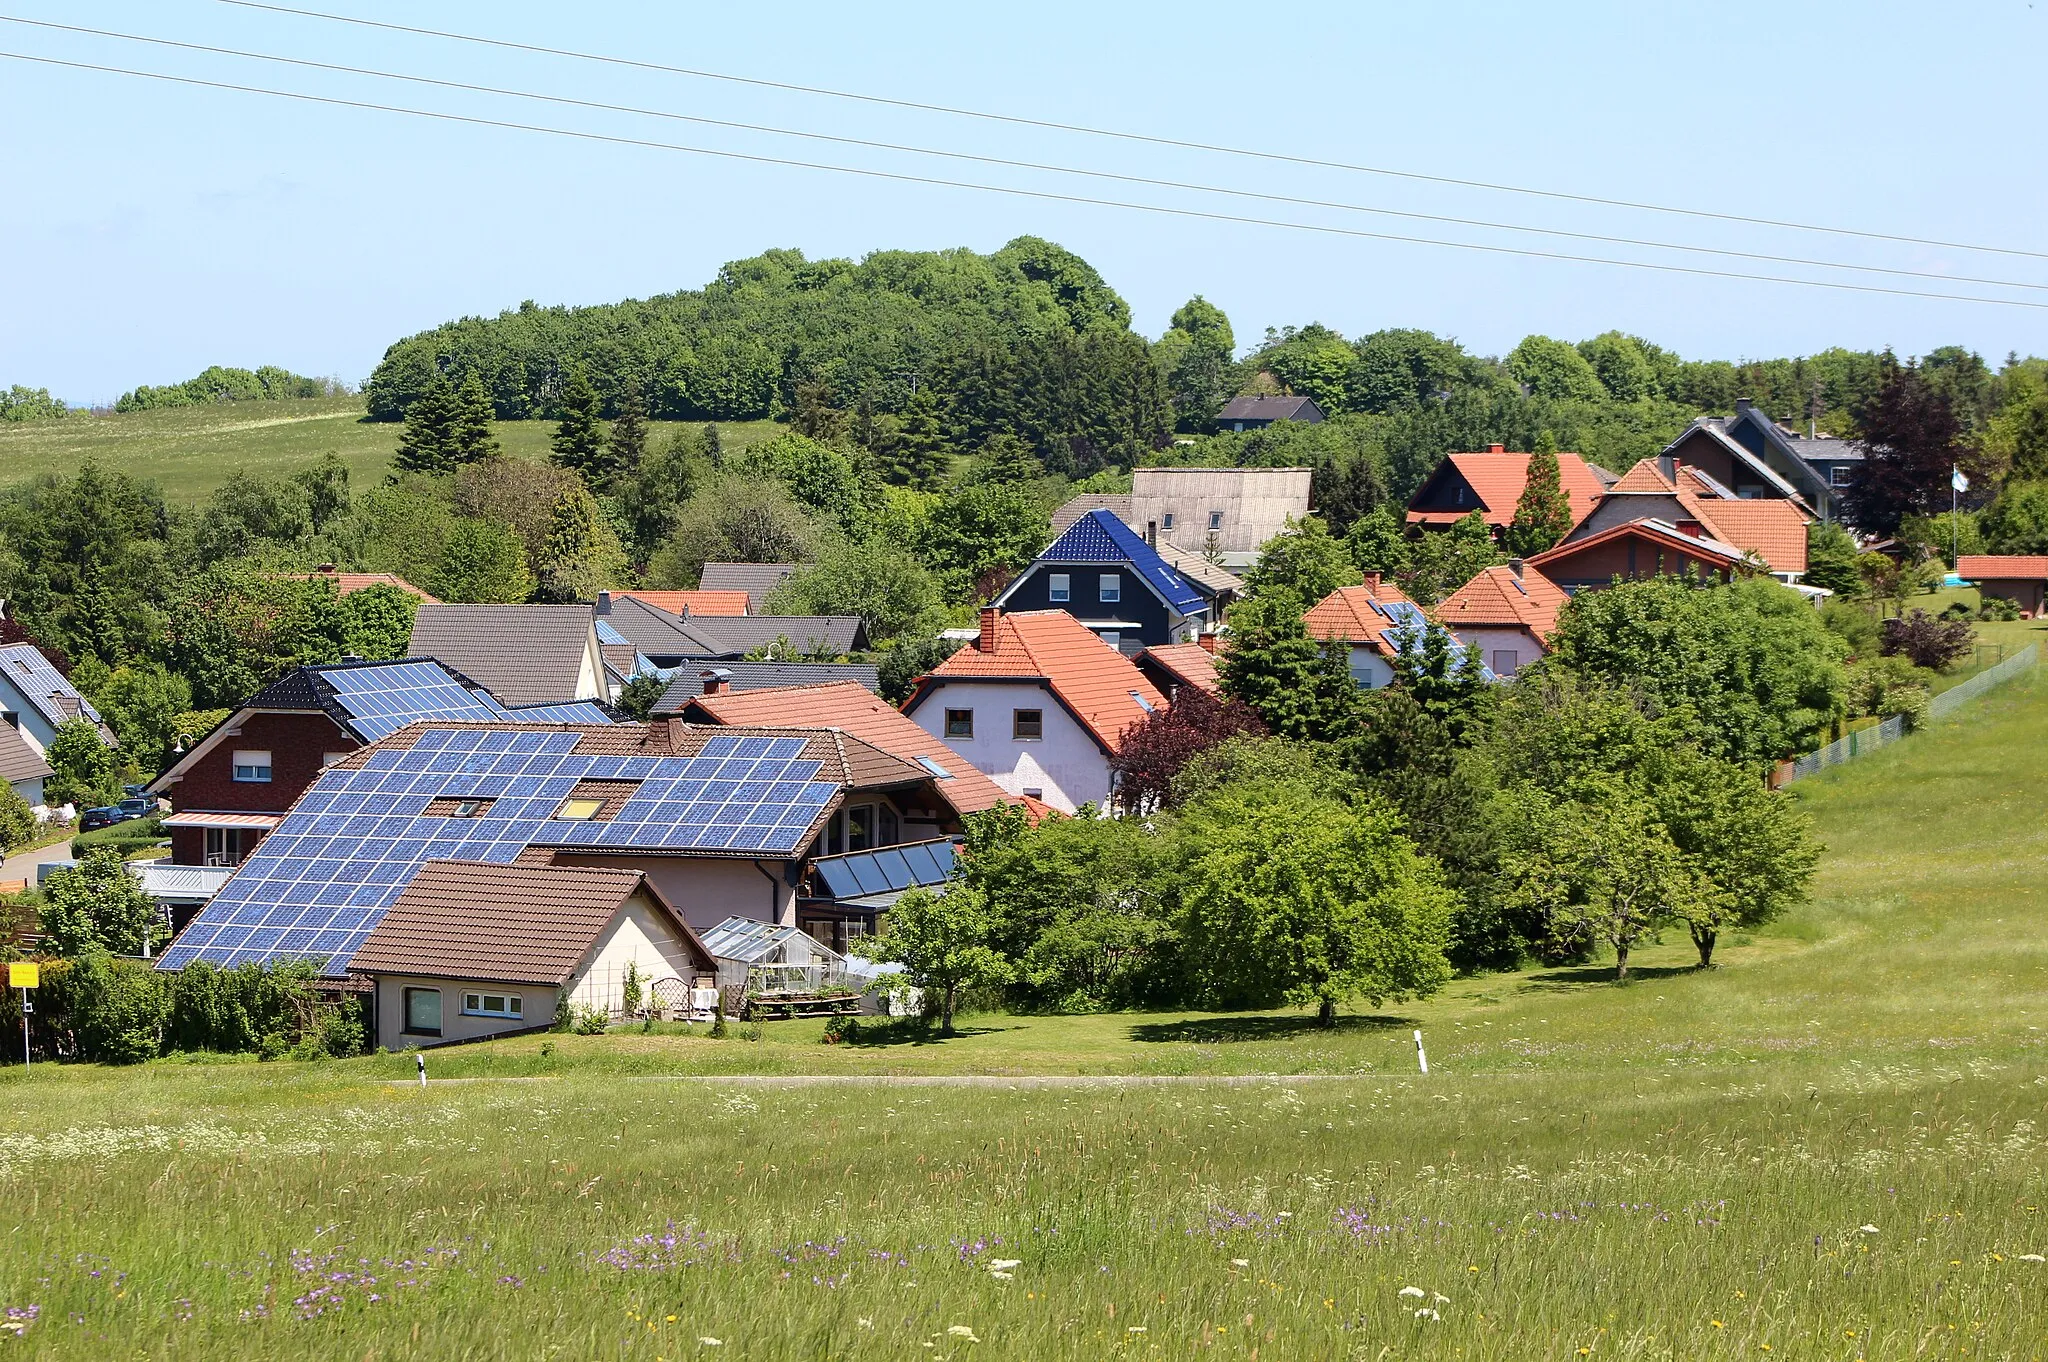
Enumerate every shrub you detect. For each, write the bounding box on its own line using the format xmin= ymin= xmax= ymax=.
xmin=1880 ymin=609 xmax=1976 ymax=672
xmin=820 ymin=1014 xmax=861 ymax=1044
xmin=1978 ymin=594 xmax=2021 ymax=622
xmin=58 ymin=951 xmax=166 ymax=1064
xmin=1846 ymin=656 xmax=1932 ymax=730
xmin=573 ymin=1005 xmax=609 ymax=1035
xmin=70 ymin=814 xmax=167 ymax=861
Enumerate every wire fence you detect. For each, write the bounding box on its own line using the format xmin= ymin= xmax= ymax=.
xmin=1782 ymin=643 xmax=2037 ymax=783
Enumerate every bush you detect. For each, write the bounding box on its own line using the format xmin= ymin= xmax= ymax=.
xmin=820 ymin=1014 xmax=861 ymax=1044
xmin=1978 ymin=594 xmax=2022 ymax=622
xmin=70 ymin=814 xmax=167 ymax=861
xmin=1846 ymin=656 xmax=1932 ymax=729
xmin=57 ymin=951 xmax=166 ymax=1064
xmin=573 ymin=1005 xmax=610 ymax=1035
xmin=1880 ymin=609 xmax=1976 ymax=672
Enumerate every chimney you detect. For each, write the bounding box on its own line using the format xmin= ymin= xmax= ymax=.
xmin=315 ymin=562 xmax=337 ymax=576
xmin=978 ymin=606 xmax=1000 ymax=653
xmin=1196 ymin=632 xmax=1218 ymax=654
xmin=1145 ymin=520 xmax=1157 ymax=546
xmin=596 ymin=590 xmax=612 ymax=616
xmin=1508 ymin=557 xmax=1525 ymax=580
xmin=1362 ymin=571 xmax=1381 ymax=594
xmin=700 ymin=668 xmax=731 ymax=695
xmin=1487 ymin=443 xmax=1505 ymax=454
xmin=1658 ymin=453 xmax=1677 ymax=482
xmin=341 ymin=653 xmax=366 ymax=665
xmin=680 ymin=604 xmax=691 ymax=621
xmin=1735 ymin=397 xmax=1754 ymax=415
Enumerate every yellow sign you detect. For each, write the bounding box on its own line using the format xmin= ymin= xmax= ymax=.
xmin=7 ymin=963 xmax=37 ymax=989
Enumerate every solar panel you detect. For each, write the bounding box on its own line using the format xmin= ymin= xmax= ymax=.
xmin=157 ymin=724 xmax=847 ymax=976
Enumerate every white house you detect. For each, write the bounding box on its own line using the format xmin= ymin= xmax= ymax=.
xmin=902 ymin=610 xmax=1166 ymax=813
xmin=1302 ymin=576 xmax=1431 ymax=689
xmin=1434 ymin=562 xmax=1571 ymax=677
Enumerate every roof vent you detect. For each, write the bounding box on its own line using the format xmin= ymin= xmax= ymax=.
xmin=340 ymin=653 xmax=366 ymax=665
xmin=700 ymin=667 xmax=732 ymax=695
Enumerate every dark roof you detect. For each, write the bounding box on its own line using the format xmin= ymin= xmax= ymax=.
xmin=0 ymin=724 xmax=53 ymax=786
xmin=698 ymin=563 xmax=799 ymax=613
xmin=681 ymin=614 xmax=870 ymax=657
xmin=1215 ymin=395 xmax=1324 ymax=424
xmin=0 ymin=643 xmax=110 ymax=738
xmin=998 ymin=509 xmax=1207 ymax=615
xmin=409 ymin=604 xmax=598 ymax=706
xmin=348 ymin=860 xmax=712 ymax=986
xmin=595 ymin=596 xmax=734 ymax=658
xmin=651 ymin=663 xmax=881 ymax=711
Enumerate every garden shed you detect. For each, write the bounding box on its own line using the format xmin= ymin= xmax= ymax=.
xmin=699 ymin=916 xmax=850 ymax=993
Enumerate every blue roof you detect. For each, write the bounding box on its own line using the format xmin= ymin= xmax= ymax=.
xmin=313 ymin=659 xmax=613 ymax=742
xmin=157 ymin=728 xmax=835 ymax=976
xmin=1025 ymin=510 xmax=1207 ymax=615
xmin=0 ymin=643 xmax=105 ymax=732
xmin=811 ymin=839 xmax=956 ymax=904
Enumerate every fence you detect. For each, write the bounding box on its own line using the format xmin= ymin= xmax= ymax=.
xmin=1781 ymin=642 xmax=2037 ymax=783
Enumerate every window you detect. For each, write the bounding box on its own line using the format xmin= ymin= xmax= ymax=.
xmin=1098 ymin=574 xmax=1120 ymax=603
xmin=1048 ymin=573 xmax=1070 ymax=603
xmin=231 ymin=750 xmax=272 ymax=783
xmin=1101 ymin=632 xmax=1120 ymax=652
xmin=1491 ymin=649 xmax=1521 ymax=676
xmin=322 ymin=752 xmax=348 ymax=768
xmin=846 ymin=804 xmax=875 ymax=853
xmin=1162 ymin=512 xmax=1176 ymax=531
xmin=461 ymin=991 xmax=522 ymax=1020
xmin=1207 ymin=510 xmax=1224 ymax=531
xmin=1830 ymin=464 xmax=1853 ymax=487
xmin=203 ymin=827 xmax=242 ymax=868
xmin=452 ymin=798 xmax=492 ymax=818
xmin=553 ymin=796 xmax=604 ymax=821
xmin=404 ymin=987 xmax=442 ymax=1036
xmin=1022 ymin=786 xmax=1044 ymax=800
xmin=879 ymin=804 xmax=899 ymax=846
xmin=945 ymin=708 xmax=974 ymax=739
xmin=1013 ymin=708 xmax=1043 ymax=740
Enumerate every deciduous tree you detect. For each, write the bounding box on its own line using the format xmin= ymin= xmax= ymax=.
xmin=1111 ymin=683 xmax=1266 ymax=812
xmin=858 ymin=885 xmax=1013 ymax=1033
xmin=42 ymin=848 xmax=161 ymax=957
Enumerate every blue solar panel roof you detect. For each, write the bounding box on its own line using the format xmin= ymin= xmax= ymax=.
xmin=313 ymin=659 xmax=614 ymax=740
xmin=0 ymin=642 xmax=105 ymax=731
xmin=1021 ymin=510 xmax=1206 ymax=614
xmin=157 ymin=727 xmax=840 ymax=976
xmin=812 ymin=838 xmax=956 ymax=904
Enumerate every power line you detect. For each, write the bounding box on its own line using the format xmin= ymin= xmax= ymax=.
xmin=12 ymin=12 xmax=2046 ymax=296
xmin=216 ymin=0 xmax=2048 ymax=265
xmin=8 ymin=48 xmax=2046 ymax=312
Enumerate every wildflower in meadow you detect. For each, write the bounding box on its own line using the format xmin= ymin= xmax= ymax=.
xmin=698 ymin=1337 xmax=722 ymax=1347
xmin=1230 ymin=1259 xmax=1250 ymax=1268
xmin=1398 ymin=1286 xmax=1425 ymax=1299
xmin=2020 ymin=1253 xmax=2045 ymax=1262
xmin=947 ymin=1324 xmax=981 ymax=1342
xmin=1859 ymin=1224 xmax=1880 ymax=1234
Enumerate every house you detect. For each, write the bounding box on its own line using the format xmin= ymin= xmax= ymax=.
xmin=1302 ymin=576 xmax=1432 ymax=688
xmin=1130 ymin=466 xmax=1313 ymax=568
xmin=1658 ymin=399 xmax=1849 ymax=519
xmin=1050 ymin=492 xmax=1133 ymax=536
xmin=1563 ymin=457 xmax=1811 ymax=579
xmin=348 ymin=861 xmax=717 ymax=1050
xmin=1958 ymin=555 xmax=2048 ymax=615
xmin=993 ymin=509 xmax=1211 ymax=651
xmin=1135 ymin=641 xmax=1222 ymax=700
xmin=606 ymin=589 xmax=750 ymax=617
xmin=698 ymin=563 xmax=799 ymax=614
xmin=1404 ymin=445 xmax=1611 ymax=533
xmin=1153 ymin=542 xmax=1245 ymax=608
xmin=1435 ymin=562 xmax=1571 ymax=677
xmin=0 ymin=642 xmax=116 ymax=760
xmin=652 ymin=663 xmax=883 ymax=704
xmin=1214 ymin=394 xmax=1325 ymax=432
xmin=1523 ymin=518 xmax=1748 ymax=593
xmin=409 ymin=604 xmax=607 ymax=705
xmin=663 ymin=677 xmax=1015 ymax=819
xmin=0 ymin=726 xmax=53 ymax=809
xmin=283 ymin=566 xmax=439 ymax=601
xmin=902 ymin=609 xmax=1166 ymax=813
xmin=147 ymin=657 xmax=611 ymax=886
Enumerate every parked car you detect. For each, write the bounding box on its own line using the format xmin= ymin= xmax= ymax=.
xmin=117 ymin=797 xmax=156 ymax=820
xmin=79 ymin=806 xmax=125 ymax=831
xmin=122 ymin=784 xmax=151 ymax=800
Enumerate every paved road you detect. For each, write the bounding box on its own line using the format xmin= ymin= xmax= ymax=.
xmin=0 ymin=836 xmax=78 ymax=887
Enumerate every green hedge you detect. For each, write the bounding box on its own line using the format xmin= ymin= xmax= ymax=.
xmin=70 ymin=814 xmax=166 ymax=860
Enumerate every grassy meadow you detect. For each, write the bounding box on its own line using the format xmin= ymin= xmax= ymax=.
xmin=0 ymin=398 xmax=779 ymax=503
xmin=1 ymin=661 xmax=2045 ymax=1356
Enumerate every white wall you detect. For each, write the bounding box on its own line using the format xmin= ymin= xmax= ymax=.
xmin=1346 ymin=646 xmax=1396 ymax=690
xmin=553 ymin=853 xmax=792 ymax=933
xmin=372 ymin=975 xmax=558 ymax=1051
xmin=565 ymin=893 xmax=712 ymax=1011
xmin=1445 ymin=626 xmax=1542 ymax=677
xmin=910 ymin=681 xmax=1112 ymax=814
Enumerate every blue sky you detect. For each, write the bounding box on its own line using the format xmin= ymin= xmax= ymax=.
xmin=5 ymin=0 xmax=2045 ymax=404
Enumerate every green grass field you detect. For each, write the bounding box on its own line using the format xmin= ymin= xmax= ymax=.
xmin=0 ymin=399 xmax=780 ymax=503
xmin=0 ymin=663 xmax=2043 ymax=1357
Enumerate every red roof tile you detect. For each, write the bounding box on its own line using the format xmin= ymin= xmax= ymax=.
xmin=1436 ymin=565 xmax=1570 ymax=641
xmin=1406 ymin=451 xmax=1608 ymax=529
xmin=610 ymin=589 xmax=751 ymax=617
xmin=1136 ymin=642 xmax=1221 ymax=695
xmin=285 ymin=571 xmax=439 ymax=602
xmin=918 ymin=611 xmax=1166 ymax=752
xmin=1958 ymin=555 xmax=2048 ymax=580
xmin=1687 ymin=498 xmax=1809 ymax=574
xmin=1526 ymin=518 xmax=1748 ymax=574
xmin=1609 ymin=458 xmax=1677 ymax=494
xmin=677 ymin=680 xmax=1015 ymax=816
xmin=1303 ymin=578 xmax=1415 ymax=657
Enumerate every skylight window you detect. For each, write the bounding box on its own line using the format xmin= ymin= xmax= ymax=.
xmin=554 ymin=797 xmax=605 ymax=821
xmin=915 ymin=755 xmax=953 ymax=778
xmin=1131 ymin=691 xmax=1155 ymax=713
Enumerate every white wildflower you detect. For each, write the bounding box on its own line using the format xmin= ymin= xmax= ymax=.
xmin=989 ymin=1271 xmax=1014 ymax=1281
xmin=1128 ymin=1326 xmax=1147 ymax=1333
xmin=1230 ymin=1259 xmax=1250 ymax=1268
xmin=989 ymin=1259 xmax=1022 ymax=1271
xmin=1398 ymin=1285 xmax=1426 ymax=1298
xmin=1414 ymin=1307 xmax=1441 ymax=1322
xmin=858 ymin=1318 xmax=874 ymax=1328
xmin=1859 ymin=1224 xmax=1880 ymax=1234
xmin=698 ymin=1339 xmax=723 ymax=1348
xmin=1433 ymin=1292 xmax=1450 ymax=1303
xmin=2020 ymin=1253 xmax=2046 ymax=1262
xmin=947 ymin=1325 xmax=981 ymax=1342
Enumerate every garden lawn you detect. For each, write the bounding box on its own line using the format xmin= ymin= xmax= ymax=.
xmin=0 ymin=398 xmax=779 ymax=503
xmin=1 ymin=668 xmax=2045 ymax=1358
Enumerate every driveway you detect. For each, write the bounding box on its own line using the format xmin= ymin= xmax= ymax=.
xmin=0 ymin=835 xmax=79 ymax=888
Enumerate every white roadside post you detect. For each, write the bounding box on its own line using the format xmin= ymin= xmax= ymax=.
xmin=417 ymin=1052 xmax=427 ymax=1088
xmin=1414 ymin=1028 xmax=1428 ymax=1075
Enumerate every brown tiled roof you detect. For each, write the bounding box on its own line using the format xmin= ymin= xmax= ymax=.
xmin=1689 ymin=499 xmax=1809 ymax=574
xmin=1437 ymin=566 xmax=1570 ymax=641
xmin=913 ymin=611 xmax=1166 ymax=753
xmin=285 ymin=570 xmax=439 ymax=602
xmin=1406 ymin=451 xmax=1608 ymax=529
xmin=697 ymin=563 xmax=798 ymax=613
xmin=1153 ymin=542 xmax=1244 ymax=597
xmin=1526 ymin=518 xmax=1748 ymax=574
xmin=1609 ymin=458 xmax=1677 ymax=494
xmin=1302 ymin=578 xmax=1417 ymax=657
xmin=674 ymin=681 xmax=1015 ymax=816
xmin=1137 ymin=642 xmax=1222 ymax=696
xmin=610 ymin=589 xmax=750 ymax=617
xmin=1959 ymin=554 xmax=2048 ymax=580
xmin=348 ymin=860 xmax=713 ymax=986
xmin=408 ymin=604 xmax=598 ymax=706
xmin=0 ymin=724 xmax=53 ymax=787
xmin=1051 ymin=493 xmax=1133 ymax=536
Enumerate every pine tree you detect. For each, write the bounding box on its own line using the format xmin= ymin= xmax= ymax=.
xmin=549 ymin=362 xmax=610 ymax=480
xmin=393 ymin=370 xmax=457 ymax=475
xmin=882 ymin=387 xmax=952 ymax=489
xmin=1504 ymin=433 xmax=1572 ymax=557
xmin=700 ymin=422 xmax=724 ymax=467
xmin=607 ymin=385 xmax=649 ymax=480
xmin=448 ymin=370 xmax=500 ymax=465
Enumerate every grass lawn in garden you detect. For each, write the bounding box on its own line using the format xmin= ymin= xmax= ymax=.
xmin=0 ymin=398 xmax=780 ymax=503
xmin=1 ymin=670 xmax=2045 ymax=1357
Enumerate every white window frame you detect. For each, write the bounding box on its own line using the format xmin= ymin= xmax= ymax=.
xmin=1048 ymin=573 xmax=1070 ymax=603
xmin=461 ymin=991 xmax=522 ymax=1020
xmin=404 ymin=986 xmax=443 ymax=1036
xmin=1098 ymin=574 xmax=1120 ymax=603
xmin=231 ymin=750 xmax=273 ymax=783
xmin=1101 ymin=631 xmax=1121 ymax=652
xmin=202 ymin=826 xmax=243 ymax=869
xmin=553 ymin=796 xmax=603 ymax=821
xmin=1162 ymin=512 xmax=1176 ymax=531
xmin=1207 ymin=510 xmax=1224 ymax=531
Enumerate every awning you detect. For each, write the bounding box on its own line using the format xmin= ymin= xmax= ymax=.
xmin=162 ymin=811 xmax=283 ymax=830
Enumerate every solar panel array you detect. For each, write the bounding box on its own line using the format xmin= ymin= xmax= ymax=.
xmin=157 ymin=729 xmax=836 ymax=974
xmin=812 ymin=839 xmax=957 ymax=902
xmin=0 ymin=642 xmax=104 ymax=729
xmin=319 ymin=660 xmax=613 ymax=740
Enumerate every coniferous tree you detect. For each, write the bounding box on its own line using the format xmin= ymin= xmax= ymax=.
xmin=607 ymin=384 xmax=649 ymax=480
xmin=448 ymin=370 xmax=500 ymax=465
xmin=700 ymin=422 xmax=724 ymax=467
xmin=1504 ymin=431 xmax=1573 ymax=557
xmin=882 ymin=388 xmax=952 ymax=489
xmin=549 ymin=362 xmax=609 ymax=480
xmin=392 ymin=370 xmax=457 ymax=475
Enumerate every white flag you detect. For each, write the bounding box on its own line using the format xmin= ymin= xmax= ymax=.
xmin=1953 ymin=466 xmax=1970 ymax=493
